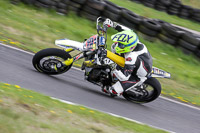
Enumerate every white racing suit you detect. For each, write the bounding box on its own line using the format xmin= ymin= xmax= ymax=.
xmin=110 ymin=24 xmax=153 ymax=95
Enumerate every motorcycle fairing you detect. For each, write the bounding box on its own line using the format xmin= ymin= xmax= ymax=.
xmin=83 ymin=35 xmax=98 ymax=51
xmin=62 ymin=58 xmax=74 ymax=66
xmin=55 ymin=39 xmax=84 ymax=51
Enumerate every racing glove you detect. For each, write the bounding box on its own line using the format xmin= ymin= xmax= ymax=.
xmin=103 ymin=18 xmax=118 ymax=28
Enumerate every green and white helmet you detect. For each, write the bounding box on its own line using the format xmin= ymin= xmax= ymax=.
xmin=111 ymin=30 xmax=139 ymax=54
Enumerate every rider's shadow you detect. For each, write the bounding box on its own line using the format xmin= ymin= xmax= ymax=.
xmin=38 ymin=72 xmax=126 ymax=100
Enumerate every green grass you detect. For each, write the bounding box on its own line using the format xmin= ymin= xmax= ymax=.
xmin=110 ymin=0 xmax=200 ymax=32
xmin=181 ymin=0 xmax=200 ymax=8
xmin=0 ymin=1 xmax=200 ymax=106
xmin=0 ymin=2 xmax=97 ymax=53
xmin=0 ymin=82 xmax=168 ymax=133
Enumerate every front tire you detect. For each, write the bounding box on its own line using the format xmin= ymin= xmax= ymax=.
xmin=123 ymin=77 xmax=161 ymax=103
xmin=32 ymin=48 xmax=72 ymax=75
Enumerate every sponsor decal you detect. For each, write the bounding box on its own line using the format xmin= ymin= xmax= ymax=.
xmin=112 ymin=34 xmax=133 ymax=43
xmin=152 ymin=68 xmax=165 ymax=75
xmin=75 ymin=55 xmax=81 ymax=61
xmin=130 ymin=46 xmax=135 ymax=50
xmin=126 ymin=57 xmax=132 ymax=61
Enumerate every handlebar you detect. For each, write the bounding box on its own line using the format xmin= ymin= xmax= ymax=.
xmin=96 ymin=17 xmax=108 ymax=48
xmin=97 ymin=17 xmax=106 ymax=23
xmin=96 ymin=17 xmax=108 ymax=36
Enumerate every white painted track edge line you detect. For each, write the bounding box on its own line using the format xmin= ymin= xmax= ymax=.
xmin=160 ymin=96 xmax=200 ymax=111
xmin=51 ymin=97 xmax=175 ymax=133
xmin=0 ymin=42 xmax=35 ymax=55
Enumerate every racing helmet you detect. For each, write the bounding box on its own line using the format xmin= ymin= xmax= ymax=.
xmin=111 ymin=30 xmax=139 ymax=54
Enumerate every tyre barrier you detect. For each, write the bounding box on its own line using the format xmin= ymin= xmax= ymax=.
xmin=130 ymin=0 xmax=200 ymax=23
xmin=10 ymin=0 xmax=200 ymax=59
xmin=142 ymin=0 xmax=157 ymax=8
xmin=103 ymin=0 xmax=122 ymax=22
xmin=179 ymin=33 xmax=200 ymax=55
xmin=154 ymin=0 xmax=170 ymax=12
xmin=178 ymin=5 xmax=193 ymax=19
xmin=167 ymin=0 xmax=181 ymax=16
xmin=120 ymin=9 xmax=142 ymax=30
xmin=139 ymin=18 xmax=162 ymax=37
xmin=158 ymin=23 xmax=185 ymax=46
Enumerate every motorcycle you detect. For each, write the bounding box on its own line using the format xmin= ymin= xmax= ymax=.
xmin=32 ymin=17 xmax=171 ymax=103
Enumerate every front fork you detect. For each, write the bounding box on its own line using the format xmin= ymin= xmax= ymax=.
xmin=61 ymin=48 xmax=96 ymax=66
xmin=61 ymin=48 xmax=83 ymax=66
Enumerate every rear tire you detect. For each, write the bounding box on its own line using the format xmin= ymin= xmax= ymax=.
xmin=32 ymin=48 xmax=72 ymax=75
xmin=123 ymin=77 xmax=161 ymax=103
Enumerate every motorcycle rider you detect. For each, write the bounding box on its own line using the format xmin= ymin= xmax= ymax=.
xmin=100 ymin=18 xmax=153 ymax=96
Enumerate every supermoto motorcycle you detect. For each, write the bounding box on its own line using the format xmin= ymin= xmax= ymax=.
xmin=32 ymin=17 xmax=171 ymax=103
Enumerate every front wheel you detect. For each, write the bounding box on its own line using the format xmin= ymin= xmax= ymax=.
xmin=123 ymin=77 xmax=161 ymax=103
xmin=32 ymin=48 xmax=73 ymax=75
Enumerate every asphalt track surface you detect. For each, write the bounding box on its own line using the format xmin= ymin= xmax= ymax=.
xmin=0 ymin=43 xmax=200 ymax=133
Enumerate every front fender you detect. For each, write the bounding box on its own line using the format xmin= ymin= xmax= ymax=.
xmin=55 ymin=39 xmax=84 ymax=51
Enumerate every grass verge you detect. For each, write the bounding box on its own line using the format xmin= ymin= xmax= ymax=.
xmin=0 ymin=82 xmax=168 ymax=133
xmin=0 ymin=1 xmax=199 ymax=106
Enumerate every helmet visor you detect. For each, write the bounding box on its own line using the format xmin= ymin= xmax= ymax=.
xmin=118 ymin=42 xmax=126 ymax=49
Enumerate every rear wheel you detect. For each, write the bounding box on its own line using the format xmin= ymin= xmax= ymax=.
xmin=32 ymin=48 xmax=72 ymax=75
xmin=123 ymin=77 xmax=161 ymax=103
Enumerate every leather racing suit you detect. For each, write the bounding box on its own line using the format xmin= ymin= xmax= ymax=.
xmin=109 ymin=24 xmax=153 ymax=95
